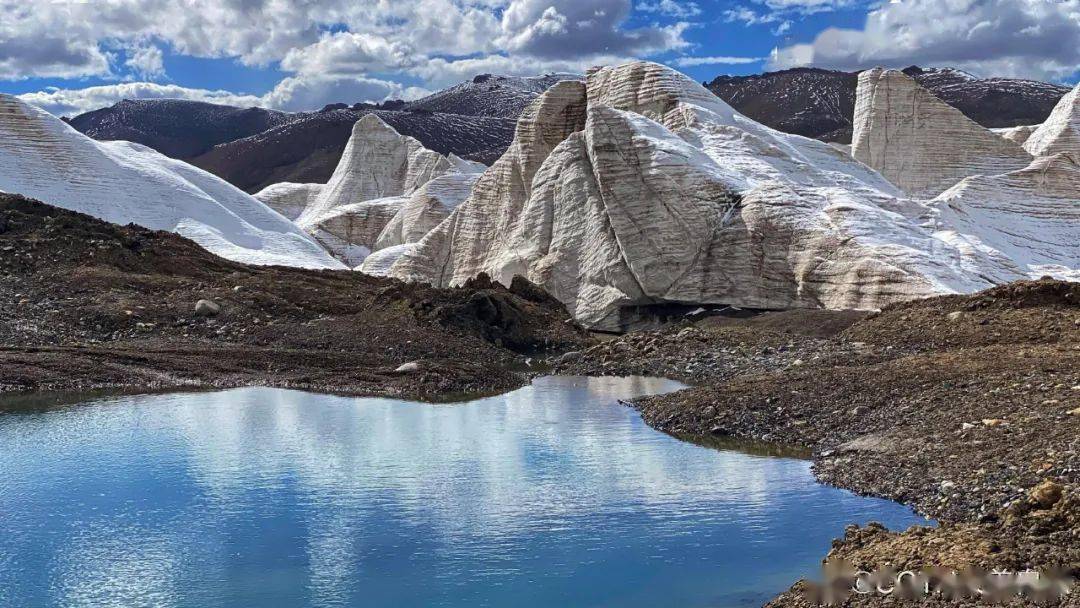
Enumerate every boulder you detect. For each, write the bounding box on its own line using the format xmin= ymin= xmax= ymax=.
xmin=195 ymin=299 xmax=221 ymax=317
xmin=852 ymin=69 xmax=1032 ymax=198
xmin=394 ymin=361 xmax=420 ymax=373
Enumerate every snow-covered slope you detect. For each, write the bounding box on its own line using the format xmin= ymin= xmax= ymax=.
xmin=928 ymin=152 xmax=1080 ymax=283
xmin=0 ymin=94 xmax=344 ymax=270
xmin=1024 ymin=83 xmax=1080 ymax=158
xmin=852 ymin=69 xmax=1032 ymax=198
xmin=252 ymin=182 xmax=323 ymax=220
xmin=386 ymin=61 xmax=1079 ymax=330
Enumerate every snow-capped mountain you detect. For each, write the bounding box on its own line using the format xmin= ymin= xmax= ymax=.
xmin=0 ymin=94 xmax=344 ymax=270
xmin=404 ymin=73 xmax=581 ymax=118
xmin=708 ymin=66 xmax=1069 ymax=143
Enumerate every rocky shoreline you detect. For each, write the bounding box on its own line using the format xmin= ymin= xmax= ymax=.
xmin=0 ymin=195 xmax=590 ymax=401
xmin=555 ymin=280 xmax=1079 ymax=606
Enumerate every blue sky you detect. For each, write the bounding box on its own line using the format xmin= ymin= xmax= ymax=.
xmin=2 ymin=0 xmax=1077 ymax=116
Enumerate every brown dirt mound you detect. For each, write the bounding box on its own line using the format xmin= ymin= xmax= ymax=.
xmin=844 ymin=278 xmax=1080 ymax=351
xmin=0 ymin=194 xmax=591 ymax=397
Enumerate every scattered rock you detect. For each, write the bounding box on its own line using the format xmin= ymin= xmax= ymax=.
xmin=1028 ymin=480 xmax=1064 ymax=508
xmin=947 ymin=311 xmax=965 ymax=322
xmin=194 ymin=299 xmax=222 ymax=317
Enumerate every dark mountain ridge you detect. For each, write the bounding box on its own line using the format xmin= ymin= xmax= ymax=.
xmin=69 ymin=73 xmax=580 ymax=192
xmin=66 ymin=66 xmax=1068 ymax=193
xmin=707 ymin=65 xmax=1069 ymax=143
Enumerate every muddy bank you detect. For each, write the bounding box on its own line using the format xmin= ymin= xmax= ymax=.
xmin=556 ymin=280 xmax=1079 ymax=606
xmin=0 ymin=195 xmax=591 ymax=400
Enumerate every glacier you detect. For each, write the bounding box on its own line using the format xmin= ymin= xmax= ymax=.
xmin=383 ymin=62 xmax=1079 ymax=330
xmin=0 ymin=94 xmax=344 ymax=270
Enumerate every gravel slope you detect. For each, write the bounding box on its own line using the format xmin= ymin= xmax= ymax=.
xmin=0 ymin=194 xmax=590 ymax=399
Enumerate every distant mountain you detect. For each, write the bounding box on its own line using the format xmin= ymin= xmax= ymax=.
xmin=404 ymin=73 xmax=580 ymax=117
xmin=67 ymin=99 xmax=291 ymax=159
xmin=67 ymin=74 xmax=581 ymax=193
xmin=707 ymin=66 xmax=1070 ymax=143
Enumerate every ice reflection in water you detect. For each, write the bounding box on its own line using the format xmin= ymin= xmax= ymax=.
xmin=0 ymin=376 xmax=925 ymax=607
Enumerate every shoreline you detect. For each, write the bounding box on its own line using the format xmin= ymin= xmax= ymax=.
xmin=556 ymin=282 xmax=1078 ymax=606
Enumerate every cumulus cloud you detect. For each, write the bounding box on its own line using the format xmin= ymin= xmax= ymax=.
xmin=279 ymin=32 xmax=421 ymax=76
xmin=124 ymin=43 xmax=165 ymax=80
xmin=767 ymin=0 xmax=1080 ymax=81
xmin=3 ymin=0 xmax=691 ymax=114
xmin=409 ymin=54 xmax=622 ymax=89
xmin=262 ymin=74 xmax=427 ymax=112
xmin=498 ymin=0 xmax=690 ymax=59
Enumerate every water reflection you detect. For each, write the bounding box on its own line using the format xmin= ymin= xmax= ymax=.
xmin=0 ymin=376 xmax=925 ymax=608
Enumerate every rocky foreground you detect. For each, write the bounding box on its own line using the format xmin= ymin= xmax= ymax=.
xmin=0 ymin=194 xmax=590 ymax=398
xmin=555 ymin=280 xmax=1079 ymax=606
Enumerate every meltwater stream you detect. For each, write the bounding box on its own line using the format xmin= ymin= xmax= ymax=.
xmin=0 ymin=376 xmax=924 ymax=608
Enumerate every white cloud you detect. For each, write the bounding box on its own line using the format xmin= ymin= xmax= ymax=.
xmin=497 ymin=0 xmax=689 ymax=59
xmin=671 ymin=55 xmax=765 ymax=67
xmin=757 ymin=0 xmax=860 ymax=11
xmin=4 ymin=0 xmax=693 ymax=114
xmin=124 ymin=43 xmax=165 ymax=80
xmin=17 ymin=82 xmax=263 ymax=117
xmin=409 ymin=54 xmax=620 ymax=89
xmin=17 ymin=74 xmax=429 ymax=117
xmin=262 ymin=74 xmax=423 ymax=112
xmin=637 ymin=0 xmax=701 ymax=18
xmin=768 ymin=0 xmax=1080 ymax=81
xmin=279 ymin=32 xmax=421 ymax=76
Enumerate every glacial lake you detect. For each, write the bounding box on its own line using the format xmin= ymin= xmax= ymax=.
xmin=0 ymin=377 xmax=925 ymax=608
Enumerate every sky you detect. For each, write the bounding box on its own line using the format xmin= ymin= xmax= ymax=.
xmin=2 ymin=0 xmax=1078 ymax=117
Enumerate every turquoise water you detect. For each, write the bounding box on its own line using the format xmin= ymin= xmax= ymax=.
xmin=0 ymin=377 xmax=924 ymax=607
